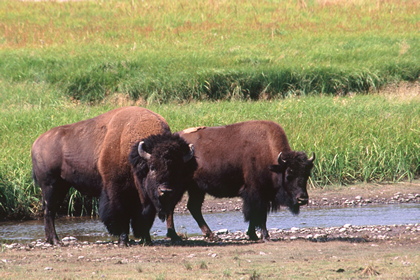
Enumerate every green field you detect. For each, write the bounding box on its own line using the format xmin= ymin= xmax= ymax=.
xmin=0 ymin=0 xmax=419 ymax=219
xmin=1 ymin=0 xmax=418 ymax=102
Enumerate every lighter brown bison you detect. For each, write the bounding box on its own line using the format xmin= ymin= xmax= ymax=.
xmin=31 ymin=106 xmax=177 ymax=245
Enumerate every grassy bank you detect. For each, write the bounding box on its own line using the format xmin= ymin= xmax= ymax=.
xmin=1 ymin=0 xmax=419 ymax=102
xmin=1 ymin=82 xmax=419 ymax=219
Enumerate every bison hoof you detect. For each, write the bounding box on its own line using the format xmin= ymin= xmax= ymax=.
xmin=140 ymin=239 xmax=153 ymax=246
xmin=247 ymin=232 xmax=259 ymax=241
xmin=118 ymin=242 xmax=129 ymax=247
xmin=118 ymin=233 xmax=130 ymax=247
xmin=168 ymin=234 xmax=184 ymax=244
xmin=47 ymin=238 xmax=62 ymax=246
xmin=171 ymin=238 xmax=184 ymax=245
xmin=205 ymin=233 xmax=220 ymax=242
xmin=167 ymin=229 xmax=184 ymax=243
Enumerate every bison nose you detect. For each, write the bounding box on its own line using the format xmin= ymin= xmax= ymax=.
xmin=158 ymin=186 xmax=173 ymax=197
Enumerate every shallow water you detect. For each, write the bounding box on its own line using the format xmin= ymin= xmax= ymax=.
xmin=0 ymin=204 xmax=418 ymax=243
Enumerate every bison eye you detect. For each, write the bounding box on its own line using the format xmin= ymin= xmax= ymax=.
xmin=286 ymin=169 xmax=295 ymax=181
xmin=149 ymin=164 xmax=156 ymax=172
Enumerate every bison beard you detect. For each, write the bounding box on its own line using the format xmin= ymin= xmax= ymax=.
xmin=275 ymin=187 xmax=301 ymax=215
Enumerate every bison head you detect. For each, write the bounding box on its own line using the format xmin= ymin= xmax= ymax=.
xmin=129 ymin=133 xmax=197 ymax=221
xmin=269 ymin=151 xmax=315 ymax=214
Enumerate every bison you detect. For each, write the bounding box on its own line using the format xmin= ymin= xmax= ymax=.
xmin=31 ymin=106 xmax=195 ymax=245
xmin=176 ymin=120 xmax=315 ymax=241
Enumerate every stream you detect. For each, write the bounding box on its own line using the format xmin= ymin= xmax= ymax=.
xmin=0 ymin=204 xmax=418 ymax=243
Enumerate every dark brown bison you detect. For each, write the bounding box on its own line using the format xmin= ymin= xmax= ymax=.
xmin=129 ymin=133 xmax=197 ymax=242
xmin=177 ymin=120 xmax=315 ymax=241
xmin=31 ymin=106 xmax=192 ymax=245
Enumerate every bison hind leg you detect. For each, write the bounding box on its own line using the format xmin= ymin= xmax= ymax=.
xmin=40 ymin=178 xmax=71 ymax=245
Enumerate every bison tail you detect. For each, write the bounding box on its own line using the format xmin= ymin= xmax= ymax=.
xmin=31 ymin=168 xmax=39 ymax=187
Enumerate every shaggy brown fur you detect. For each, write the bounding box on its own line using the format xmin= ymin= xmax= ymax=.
xmin=31 ymin=106 xmax=170 ymax=245
xmin=178 ymin=120 xmax=315 ymax=241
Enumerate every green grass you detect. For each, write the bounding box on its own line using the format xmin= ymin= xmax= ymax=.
xmin=158 ymin=94 xmax=420 ymax=186
xmin=0 ymin=0 xmax=418 ymax=102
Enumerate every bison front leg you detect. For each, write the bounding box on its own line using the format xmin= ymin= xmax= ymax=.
xmin=99 ymin=190 xmax=132 ymax=246
xmin=136 ymin=202 xmax=156 ymax=245
xmin=115 ymin=221 xmax=130 ymax=247
xmin=165 ymin=209 xmax=183 ymax=243
xmin=187 ymin=188 xmax=217 ymax=240
xmin=246 ymin=220 xmax=259 ymax=241
xmin=243 ymin=192 xmax=270 ymax=241
xmin=131 ymin=204 xmax=154 ymax=246
xmin=246 ymin=218 xmax=270 ymax=241
xmin=259 ymin=215 xmax=270 ymax=241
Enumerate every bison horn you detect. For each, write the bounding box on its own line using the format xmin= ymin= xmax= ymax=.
xmin=183 ymin=144 xmax=195 ymax=162
xmin=277 ymin=152 xmax=287 ymax=164
xmin=308 ymin=152 xmax=316 ymax=163
xmin=138 ymin=141 xmax=151 ymax=160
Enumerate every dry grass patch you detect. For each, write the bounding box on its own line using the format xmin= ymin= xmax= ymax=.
xmin=377 ymin=82 xmax=420 ymax=103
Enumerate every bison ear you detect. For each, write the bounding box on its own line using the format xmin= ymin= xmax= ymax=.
xmin=183 ymin=144 xmax=195 ymax=163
